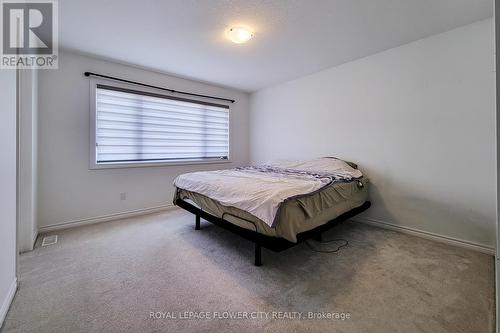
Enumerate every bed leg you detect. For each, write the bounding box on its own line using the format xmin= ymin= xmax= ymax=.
xmin=195 ymin=215 xmax=200 ymax=230
xmin=254 ymin=242 xmax=262 ymax=267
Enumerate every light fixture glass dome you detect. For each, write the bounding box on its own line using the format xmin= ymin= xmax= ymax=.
xmin=226 ymin=26 xmax=253 ymax=44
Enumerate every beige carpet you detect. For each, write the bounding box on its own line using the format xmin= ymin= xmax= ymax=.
xmin=2 ymin=208 xmax=495 ymax=333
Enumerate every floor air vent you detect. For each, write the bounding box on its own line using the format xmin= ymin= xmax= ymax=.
xmin=42 ymin=235 xmax=58 ymax=247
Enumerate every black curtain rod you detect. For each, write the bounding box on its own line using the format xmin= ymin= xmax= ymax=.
xmin=83 ymin=72 xmax=235 ymax=103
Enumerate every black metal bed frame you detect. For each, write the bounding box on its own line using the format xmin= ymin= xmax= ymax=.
xmin=175 ymin=198 xmax=371 ymax=266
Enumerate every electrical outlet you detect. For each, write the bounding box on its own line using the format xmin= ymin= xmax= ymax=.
xmin=120 ymin=192 xmax=127 ymax=200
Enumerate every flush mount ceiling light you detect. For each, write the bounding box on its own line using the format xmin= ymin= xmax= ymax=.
xmin=226 ymin=26 xmax=254 ymax=44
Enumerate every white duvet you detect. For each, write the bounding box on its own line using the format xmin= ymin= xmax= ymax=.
xmin=174 ymin=158 xmax=362 ymax=227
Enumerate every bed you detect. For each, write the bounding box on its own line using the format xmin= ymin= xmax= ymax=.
xmin=173 ymin=157 xmax=371 ymax=266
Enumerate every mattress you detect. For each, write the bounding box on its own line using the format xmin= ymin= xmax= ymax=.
xmin=175 ymin=177 xmax=369 ymax=243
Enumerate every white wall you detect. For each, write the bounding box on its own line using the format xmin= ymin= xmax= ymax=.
xmin=495 ymin=1 xmax=500 ymax=328
xmin=250 ymin=19 xmax=496 ymax=248
xmin=0 ymin=70 xmax=18 ymax=326
xmin=18 ymin=69 xmax=38 ymax=252
xmin=38 ymin=51 xmax=250 ymax=228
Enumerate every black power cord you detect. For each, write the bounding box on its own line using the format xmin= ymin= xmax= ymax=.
xmin=305 ymin=222 xmax=349 ymax=253
xmin=305 ymin=238 xmax=349 ymax=253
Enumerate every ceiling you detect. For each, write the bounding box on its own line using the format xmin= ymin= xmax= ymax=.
xmin=60 ymin=0 xmax=493 ymax=92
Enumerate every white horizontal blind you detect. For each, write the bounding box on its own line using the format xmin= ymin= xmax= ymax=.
xmin=95 ymin=85 xmax=230 ymax=164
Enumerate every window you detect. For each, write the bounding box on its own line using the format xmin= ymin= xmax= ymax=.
xmin=90 ymin=83 xmax=230 ymax=168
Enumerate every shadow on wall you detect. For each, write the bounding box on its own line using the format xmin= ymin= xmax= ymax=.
xmin=360 ymin=177 xmax=494 ymax=246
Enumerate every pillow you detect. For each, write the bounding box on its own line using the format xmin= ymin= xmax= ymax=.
xmin=324 ymin=156 xmax=358 ymax=169
xmin=267 ymin=157 xmax=362 ymax=179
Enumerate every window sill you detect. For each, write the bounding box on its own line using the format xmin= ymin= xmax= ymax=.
xmin=89 ymin=159 xmax=232 ymax=170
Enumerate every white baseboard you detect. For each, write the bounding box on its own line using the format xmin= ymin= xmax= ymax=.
xmin=32 ymin=230 xmax=38 ymax=248
xmin=38 ymin=204 xmax=175 ymax=234
xmin=351 ymin=216 xmax=495 ymax=255
xmin=36 ymin=205 xmax=494 ymax=255
xmin=0 ymin=278 xmax=17 ymax=328
xmin=19 ymin=230 xmax=38 ymax=254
